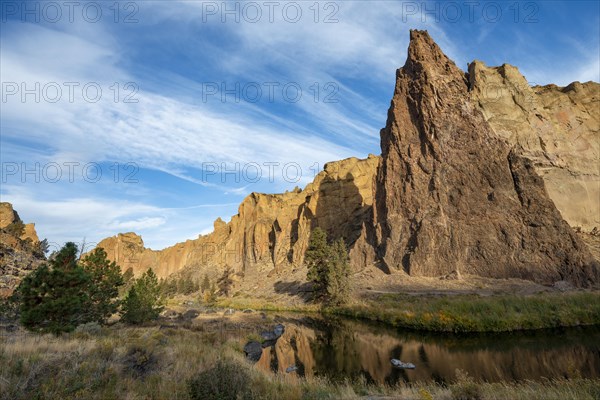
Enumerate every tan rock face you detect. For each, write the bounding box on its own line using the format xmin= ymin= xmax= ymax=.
xmin=372 ymin=30 xmax=597 ymax=286
xmin=0 ymin=202 xmax=18 ymax=228
xmin=96 ymin=156 xmax=380 ymax=279
xmin=469 ymin=62 xmax=600 ymax=232
xmin=0 ymin=202 xmax=39 ymax=243
xmin=0 ymin=203 xmax=44 ymax=297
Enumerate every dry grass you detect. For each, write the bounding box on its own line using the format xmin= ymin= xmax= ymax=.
xmin=218 ymin=291 xmax=600 ymax=332
xmin=1 ymin=324 xmax=599 ymax=400
xmin=333 ymin=291 xmax=600 ymax=332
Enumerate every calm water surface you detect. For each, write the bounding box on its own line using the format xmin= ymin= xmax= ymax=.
xmin=251 ymin=315 xmax=600 ymax=384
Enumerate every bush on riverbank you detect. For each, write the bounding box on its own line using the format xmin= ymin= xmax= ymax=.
xmin=331 ymin=291 xmax=600 ymax=332
xmin=219 ymin=291 xmax=600 ymax=332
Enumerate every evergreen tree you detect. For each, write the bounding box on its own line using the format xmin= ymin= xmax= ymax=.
xmin=119 ymin=267 xmax=135 ymax=297
xmin=203 ymin=282 xmax=218 ymax=305
xmin=305 ymin=228 xmax=330 ymax=294
xmin=159 ymin=277 xmax=177 ymax=297
xmin=79 ymin=247 xmax=124 ymax=323
xmin=121 ymin=268 xmax=164 ymax=324
xmin=18 ymin=242 xmax=92 ymax=334
xmin=201 ymin=274 xmax=210 ymax=293
xmin=36 ymin=238 xmax=50 ymax=257
xmin=217 ymin=267 xmax=233 ymax=297
xmin=326 ymin=238 xmax=351 ymax=305
xmin=183 ymin=277 xmax=197 ymax=294
xmin=305 ymin=229 xmax=351 ymax=305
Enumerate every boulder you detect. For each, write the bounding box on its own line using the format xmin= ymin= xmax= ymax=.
xmin=243 ymin=341 xmax=263 ymax=363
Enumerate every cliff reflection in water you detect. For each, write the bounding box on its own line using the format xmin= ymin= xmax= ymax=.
xmin=254 ymin=316 xmax=600 ymax=384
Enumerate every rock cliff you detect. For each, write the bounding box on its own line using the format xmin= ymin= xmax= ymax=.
xmin=96 ymin=155 xmax=380 ymax=279
xmin=372 ymin=30 xmax=597 ymax=286
xmin=0 ymin=203 xmax=44 ymax=297
xmin=469 ymin=62 xmax=599 ymax=233
xmin=95 ymin=31 xmax=598 ymax=288
xmin=0 ymin=202 xmax=39 ymax=243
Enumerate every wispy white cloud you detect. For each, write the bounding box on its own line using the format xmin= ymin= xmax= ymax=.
xmin=1 ymin=23 xmax=355 ymax=181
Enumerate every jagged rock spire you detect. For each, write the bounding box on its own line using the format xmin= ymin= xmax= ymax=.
xmin=373 ymin=30 xmax=598 ymax=286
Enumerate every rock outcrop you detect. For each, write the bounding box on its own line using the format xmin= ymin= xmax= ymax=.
xmin=95 ymin=31 xmax=598 ymax=288
xmin=372 ymin=30 xmax=597 ymax=286
xmin=96 ymin=156 xmax=380 ymax=279
xmin=469 ymin=62 xmax=599 ymax=233
xmin=0 ymin=203 xmax=44 ymax=297
xmin=0 ymin=202 xmax=39 ymax=243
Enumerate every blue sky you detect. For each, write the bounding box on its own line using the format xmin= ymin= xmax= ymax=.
xmin=1 ymin=0 xmax=598 ymax=251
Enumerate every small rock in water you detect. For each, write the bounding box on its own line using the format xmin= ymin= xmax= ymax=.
xmin=390 ymin=359 xmax=416 ymax=369
xmin=273 ymin=324 xmax=285 ymax=337
xmin=286 ymin=365 xmax=298 ymax=373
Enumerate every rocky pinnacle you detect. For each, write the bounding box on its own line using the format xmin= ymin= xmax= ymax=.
xmin=373 ymin=30 xmax=598 ymax=286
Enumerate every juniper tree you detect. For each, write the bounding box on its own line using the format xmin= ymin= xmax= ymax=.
xmin=200 ymin=274 xmax=210 ymax=293
xmin=217 ymin=267 xmax=234 ymax=297
xmin=305 ymin=228 xmax=351 ymax=305
xmin=79 ymin=247 xmax=124 ymax=323
xmin=121 ymin=268 xmax=164 ymax=324
xmin=18 ymin=242 xmax=91 ymax=334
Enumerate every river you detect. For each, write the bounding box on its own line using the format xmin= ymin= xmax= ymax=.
xmin=249 ymin=314 xmax=600 ymax=384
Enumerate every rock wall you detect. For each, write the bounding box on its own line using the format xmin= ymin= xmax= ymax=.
xmin=372 ymin=30 xmax=597 ymax=286
xmin=469 ymin=62 xmax=599 ymax=233
xmin=0 ymin=203 xmax=44 ymax=297
xmin=0 ymin=202 xmax=39 ymax=243
xmin=96 ymin=156 xmax=380 ymax=279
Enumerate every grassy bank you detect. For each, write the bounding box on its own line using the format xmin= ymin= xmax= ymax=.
xmin=220 ymin=291 xmax=600 ymax=332
xmin=1 ymin=325 xmax=598 ymax=400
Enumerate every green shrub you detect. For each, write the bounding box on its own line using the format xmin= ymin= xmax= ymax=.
xmin=74 ymin=322 xmax=102 ymax=336
xmin=123 ymin=345 xmax=157 ymax=378
xmin=188 ymin=359 xmax=254 ymax=400
xmin=451 ymin=370 xmax=482 ymax=400
xmin=5 ymin=220 xmax=25 ymax=237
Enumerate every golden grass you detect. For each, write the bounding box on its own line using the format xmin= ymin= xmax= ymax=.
xmin=219 ymin=291 xmax=600 ymax=332
xmin=1 ymin=325 xmax=599 ymax=400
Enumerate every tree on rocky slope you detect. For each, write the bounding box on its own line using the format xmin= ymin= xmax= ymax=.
xmin=305 ymin=228 xmax=351 ymax=305
xmin=18 ymin=243 xmax=90 ymax=334
xmin=326 ymin=238 xmax=351 ymax=305
xmin=79 ymin=247 xmax=124 ymax=323
xmin=17 ymin=243 xmax=125 ymax=334
xmin=121 ymin=268 xmax=164 ymax=324
xmin=202 ymin=283 xmax=218 ymax=305
xmin=201 ymin=274 xmax=210 ymax=293
xmin=217 ymin=267 xmax=234 ymax=297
